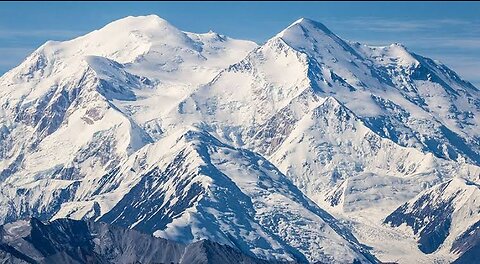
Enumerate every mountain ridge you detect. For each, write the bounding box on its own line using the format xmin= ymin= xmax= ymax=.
xmin=0 ymin=217 xmax=273 ymax=264
xmin=0 ymin=15 xmax=479 ymax=263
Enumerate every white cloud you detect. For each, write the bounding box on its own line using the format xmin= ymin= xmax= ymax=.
xmin=328 ymin=17 xmax=478 ymax=33
xmin=0 ymin=28 xmax=86 ymax=40
xmin=0 ymin=47 xmax=35 ymax=67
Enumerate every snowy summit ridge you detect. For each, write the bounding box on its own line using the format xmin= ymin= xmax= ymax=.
xmin=0 ymin=15 xmax=479 ymax=263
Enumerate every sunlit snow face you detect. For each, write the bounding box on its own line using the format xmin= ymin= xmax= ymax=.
xmin=0 ymin=14 xmax=478 ymax=264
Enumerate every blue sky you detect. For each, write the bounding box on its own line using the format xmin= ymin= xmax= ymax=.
xmin=1 ymin=1 xmax=479 ymax=86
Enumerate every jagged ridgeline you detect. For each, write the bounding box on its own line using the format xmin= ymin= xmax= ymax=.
xmin=0 ymin=218 xmax=271 ymax=264
xmin=0 ymin=15 xmax=479 ymax=263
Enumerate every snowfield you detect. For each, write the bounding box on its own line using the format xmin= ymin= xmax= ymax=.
xmin=0 ymin=15 xmax=479 ymax=263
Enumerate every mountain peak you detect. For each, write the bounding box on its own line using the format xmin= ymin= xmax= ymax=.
xmin=112 ymin=14 xmax=170 ymax=26
xmin=58 ymin=14 xmax=188 ymax=63
xmin=274 ymin=17 xmax=341 ymax=49
xmin=273 ymin=18 xmax=354 ymax=59
xmin=280 ymin=17 xmax=333 ymax=37
xmin=291 ymin=17 xmax=314 ymax=25
xmin=96 ymin=14 xmax=178 ymax=35
xmin=1 ymin=14 xmax=479 ymax=264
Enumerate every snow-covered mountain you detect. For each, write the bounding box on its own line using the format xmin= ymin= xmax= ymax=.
xmin=385 ymin=177 xmax=480 ymax=262
xmin=0 ymin=15 xmax=479 ymax=263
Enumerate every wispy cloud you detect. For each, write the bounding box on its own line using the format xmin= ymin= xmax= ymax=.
xmin=327 ymin=17 xmax=480 ymax=52
xmin=0 ymin=28 xmax=87 ymax=73
xmin=353 ymin=36 xmax=480 ymax=50
xmin=0 ymin=47 xmax=35 ymax=67
xmin=416 ymin=37 xmax=480 ymax=49
xmin=430 ymin=55 xmax=480 ymax=86
xmin=329 ymin=17 xmax=478 ymax=33
xmin=0 ymin=28 xmax=86 ymax=40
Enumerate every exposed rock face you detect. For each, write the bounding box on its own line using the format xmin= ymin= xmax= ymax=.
xmin=0 ymin=218 xmax=270 ymax=264
xmin=385 ymin=178 xmax=480 ymax=260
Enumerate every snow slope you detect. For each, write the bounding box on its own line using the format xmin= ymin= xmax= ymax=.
xmin=54 ymin=129 xmax=376 ymax=263
xmin=0 ymin=15 xmax=479 ymax=263
xmin=385 ymin=178 xmax=480 ymax=262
